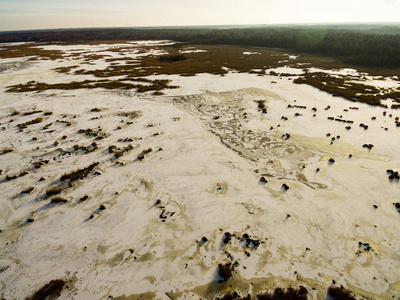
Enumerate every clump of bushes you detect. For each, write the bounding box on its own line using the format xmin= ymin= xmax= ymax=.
xmin=50 ymin=197 xmax=68 ymax=204
xmin=21 ymin=186 xmax=34 ymax=194
xmin=137 ymin=148 xmax=152 ymax=161
xmin=256 ymin=286 xmax=308 ymax=300
xmin=77 ymin=128 xmax=109 ymax=140
xmin=46 ymin=187 xmax=62 ymax=196
xmin=60 ymin=162 xmax=99 ymax=182
xmin=33 ymin=161 xmax=44 ymax=169
xmin=112 ymin=144 xmax=134 ymax=159
xmin=17 ymin=117 xmax=43 ymax=130
xmin=6 ymin=174 xmax=18 ymax=181
xmin=326 ymin=286 xmax=356 ymax=300
xmin=217 ymin=263 xmax=232 ymax=282
xmin=23 ymin=110 xmax=43 ymax=116
xmin=73 ymin=142 xmax=98 ymax=154
xmin=26 ymin=279 xmax=66 ymax=300
xmin=1 ymin=148 xmax=13 ymax=154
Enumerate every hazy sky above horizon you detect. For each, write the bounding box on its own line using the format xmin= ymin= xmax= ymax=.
xmin=1 ymin=0 xmax=400 ymax=31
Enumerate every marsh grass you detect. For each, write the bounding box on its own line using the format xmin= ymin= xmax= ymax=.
xmin=4 ymin=41 xmax=398 ymax=109
xmin=294 ymin=73 xmax=383 ymax=106
xmin=158 ymin=54 xmax=186 ymax=62
xmin=0 ymin=43 xmax=63 ymax=60
xmin=6 ymin=79 xmax=176 ymax=93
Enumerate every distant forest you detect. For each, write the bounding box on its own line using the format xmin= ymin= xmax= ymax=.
xmin=1 ymin=25 xmax=400 ymax=69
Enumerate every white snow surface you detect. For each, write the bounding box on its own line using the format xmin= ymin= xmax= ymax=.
xmin=0 ymin=41 xmax=400 ymax=299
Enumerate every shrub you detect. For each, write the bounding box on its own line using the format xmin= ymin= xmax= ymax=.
xmin=256 ymin=286 xmax=308 ymax=300
xmin=26 ymin=279 xmax=66 ymax=300
xmin=1 ymin=148 xmax=13 ymax=154
xmin=60 ymin=162 xmax=99 ymax=182
xmin=21 ymin=186 xmax=34 ymax=194
xmin=46 ymin=187 xmax=62 ymax=196
xmin=50 ymin=197 xmax=68 ymax=204
xmin=327 ymin=286 xmax=356 ymax=300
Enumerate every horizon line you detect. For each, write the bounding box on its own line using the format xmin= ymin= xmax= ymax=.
xmin=2 ymin=21 xmax=400 ymax=34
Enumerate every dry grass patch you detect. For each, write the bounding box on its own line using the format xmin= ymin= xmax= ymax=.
xmin=0 ymin=43 xmax=64 ymax=60
xmin=293 ymin=72 xmax=386 ymax=106
xmin=60 ymin=162 xmax=99 ymax=182
xmin=6 ymin=79 xmax=176 ymax=93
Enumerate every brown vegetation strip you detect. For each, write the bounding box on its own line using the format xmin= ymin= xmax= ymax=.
xmin=294 ymin=72 xmax=400 ymax=107
xmin=6 ymin=79 xmax=177 ymax=93
xmin=0 ymin=43 xmax=63 ymax=60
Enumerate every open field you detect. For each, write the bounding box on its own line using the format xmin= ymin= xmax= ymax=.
xmin=1 ymin=41 xmax=400 ymax=299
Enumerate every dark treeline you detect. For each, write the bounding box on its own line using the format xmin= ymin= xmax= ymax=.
xmin=1 ymin=26 xmax=400 ymax=69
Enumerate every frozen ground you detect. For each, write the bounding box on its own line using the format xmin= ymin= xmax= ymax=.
xmin=0 ymin=42 xmax=399 ymax=299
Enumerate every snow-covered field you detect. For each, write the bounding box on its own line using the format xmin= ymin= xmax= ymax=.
xmin=0 ymin=42 xmax=399 ymax=299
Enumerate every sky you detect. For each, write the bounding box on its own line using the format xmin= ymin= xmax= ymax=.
xmin=0 ymin=0 xmax=400 ymax=31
